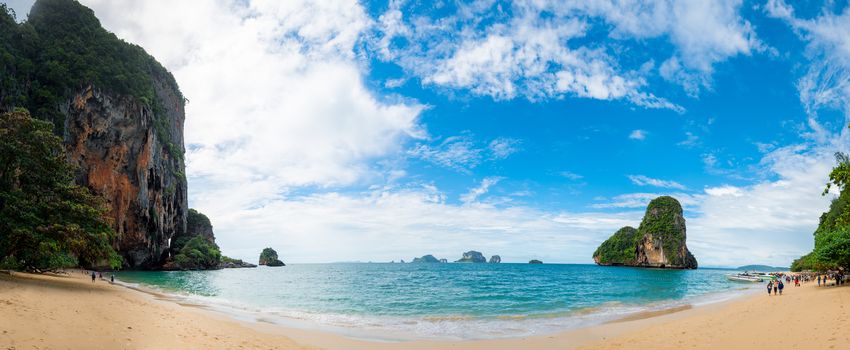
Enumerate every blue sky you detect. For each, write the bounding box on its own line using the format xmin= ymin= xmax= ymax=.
xmin=7 ymin=0 xmax=850 ymax=266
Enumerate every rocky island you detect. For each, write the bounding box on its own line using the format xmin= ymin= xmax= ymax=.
xmin=412 ymin=255 xmax=442 ymax=263
xmin=593 ymin=196 xmax=697 ymax=269
xmin=259 ymin=248 xmax=285 ymax=267
xmin=489 ymin=255 xmax=501 ymax=263
xmin=529 ymin=259 xmax=543 ymax=264
xmin=455 ymin=251 xmax=487 ymax=263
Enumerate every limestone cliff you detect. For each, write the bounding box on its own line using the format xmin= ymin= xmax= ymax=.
xmin=593 ymin=196 xmax=697 ymax=269
xmin=0 ymin=0 xmax=188 ymax=268
xmin=63 ymin=85 xmax=187 ymax=268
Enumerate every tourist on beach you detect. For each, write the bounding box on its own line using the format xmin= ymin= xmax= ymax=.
xmin=767 ymin=281 xmax=773 ymax=296
xmin=818 ymin=275 xmax=821 ymax=286
xmin=110 ymin=274 xmax=114 ymax=284
xmin=91 ymin=271 xmax=96 ymax=283
xmin=773 ymin=280 xmax=778 ymax=295
xmin=778 ymin=280 xmax=784 ymax=295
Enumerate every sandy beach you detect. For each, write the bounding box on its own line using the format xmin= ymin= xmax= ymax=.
xmin=1 ymin=271 xmax=848 ymax=350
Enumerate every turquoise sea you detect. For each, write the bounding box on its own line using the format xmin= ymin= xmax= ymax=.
xmin=116 ymin=264 xmax=759 ymax=340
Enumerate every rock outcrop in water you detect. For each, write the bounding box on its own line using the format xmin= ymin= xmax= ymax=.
xmin=219 ymin=257 xmax=257 ymax=269
xmin=529 ymin=259 xmax=543 ymax=264
xmin=412 ymin=255 xmax=441 ymax=263
xmin=0 ymin=0 xmax=187 ymax=268
xmin=489 ymin=255 xmax=501 ymax=263
xmin=455 ymin=251 xmax=487 ymax=263
xmin=259 ymin=248 xmax=285 ymax=267
xmin=593 ymin=196 xmax=697 ymax=269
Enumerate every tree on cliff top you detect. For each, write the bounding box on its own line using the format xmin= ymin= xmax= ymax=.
xmin=0 ymin=110 xmax=121 ymax=271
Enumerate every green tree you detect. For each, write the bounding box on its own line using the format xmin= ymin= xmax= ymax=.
xmin=0 ymin=110 xmax=120 ymax=271
xmin=815 ymin=226 xmax=850 ymax=271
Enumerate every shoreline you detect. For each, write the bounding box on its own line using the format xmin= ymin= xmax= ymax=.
xmin=112 ymin=269 xmax=760 ymax=342
xmin=1 ymin=271 xmax=847 ymax=349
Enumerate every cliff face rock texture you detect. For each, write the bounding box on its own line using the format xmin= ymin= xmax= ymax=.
xmin=593 ymin=196 xmax=697 ymax=269
xmin=63 ymin=85 xmax=187 ymax=268
xmin=488 ymin=255 xmax=501 ymax=263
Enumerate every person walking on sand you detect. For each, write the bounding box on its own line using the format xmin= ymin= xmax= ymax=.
xmin=767 ymin=281 xmax=773 ymax=296
xmin=91 ymin=271 xmax=96 ymax=283
xmin=818 ymin=275 xmax=822 ymax=286
xmin=773 ymin=280 xmax=778 ymax=295
xmin=778 ymin=280 xmax=784 ymax=295
xmin=110 ymin=274 xmax=114 ymax=284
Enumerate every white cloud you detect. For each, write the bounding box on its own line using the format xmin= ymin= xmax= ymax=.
xmin=704 ymin=185 xmax=743 ymax=197
xmin=460 ymin=177 xmax=503 ymax=204
xmin=628 ymin=175 xmax=687 ymax=190
xmin=560 ymin=171 xmax=584 ymax=180
xmin=410 ymin=135 xmax=521 ymax=172
xmin=687 ymin=143 xmax=838 ymax=266
xmin=384 ymin=77 xmax=406 ymax=88
xmin=591 ymin=192 xmax=700 ymax=209
xmin=373 ymin=0 xmax=684 ymax=110
xmin=765 ymin=0 xmax=850 ymax=121
xmin=205 ymin=185 xmax=643 ymax=263
xmin=678 ymin=131 xmax=700 ymax=147
xmin=408 ymin=135 xmax=484 ymax=172
xmin=374 ymin=0 xmax=761 ymax=104
xmin=629 ymin=129 xmax=647 ymax=140
xmin=488 ymin=137 xmax=522 ymax=159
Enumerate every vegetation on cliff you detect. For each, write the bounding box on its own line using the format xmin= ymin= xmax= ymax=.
xmin=0 ymin=110 xmax=120 ymax=271
xmin=259 ymin=248 xmax=285 ymax=266
xmin=172 ymin=209 xmax=213 ymax=253
xmin=0 ymin=0 xmax=183 ymax=152
xmin=172 ymin=236 xmax=221 ymax=270
xmin=592 ymin=226 xmax=638 ymax=265
xmin=791 ymin=152 xmax=850 ymax=272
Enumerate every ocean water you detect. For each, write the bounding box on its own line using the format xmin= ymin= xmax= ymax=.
xmin=116 ymin=263 xmax=758 ymax=340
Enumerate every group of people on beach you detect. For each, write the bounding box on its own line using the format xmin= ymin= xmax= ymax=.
xmin=766 ymin=279 xmax=785 ymax=296
xmin=766 ymin=272 xmax=846 ymax=296
xmin=81 ymin=268 xmax=113 ymax=284
xmin=765 ymin=273 xmax=806 ymax=296
xmin=816 ymin=273 xmax=845 ymax=287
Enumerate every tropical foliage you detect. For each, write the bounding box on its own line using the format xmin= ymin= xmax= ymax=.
xmin=172 ymin=236 xmax=221 ymax=270
xmin=0 ymin=110 xmax=120 ymax=271
xmin=592 ymin=226 xmax=639 ymax=265
xmin=792 ymin=152 xmax=850 ymax=271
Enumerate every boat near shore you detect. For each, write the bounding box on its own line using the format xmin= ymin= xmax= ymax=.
xmin=726 ymin=273 xmax=764 ymax=282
